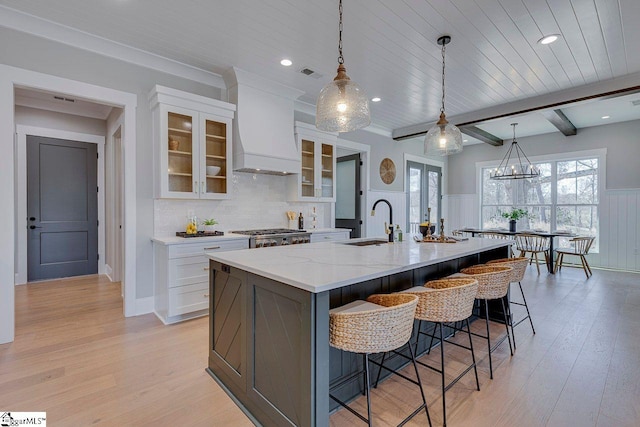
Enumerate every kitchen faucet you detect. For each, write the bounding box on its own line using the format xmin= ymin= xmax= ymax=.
xmin=371 ymin=199 xmax=394 ymax=242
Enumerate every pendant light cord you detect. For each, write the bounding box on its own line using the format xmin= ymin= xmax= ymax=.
xmin=440 ymin=42 xmax=446 ymax=114
xmin=338 ymin=0 xmax=344 ymax=64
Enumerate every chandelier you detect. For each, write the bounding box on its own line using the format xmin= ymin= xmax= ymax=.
xmin=490 ymin=123 xmax=540 ymax=180
xmin=316 ymin=0 xmax=370 ymax=132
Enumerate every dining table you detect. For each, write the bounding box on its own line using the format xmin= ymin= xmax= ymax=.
xmin=458 ymin=228 xmax=575 ymax=274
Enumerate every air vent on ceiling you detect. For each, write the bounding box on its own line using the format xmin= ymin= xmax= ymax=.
xmin=631 ymin=99 xmax=640 ymax=106
xmin=300 ymin=67 xmax=323 ymax=79
xmin=54 ymin=95 xmax=76 ymax=103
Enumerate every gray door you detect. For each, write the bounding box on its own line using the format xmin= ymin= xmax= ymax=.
xmin=27 ymin=136 xmax=98 ymax=281
xmin=335 ymin=154 xmax=361 ymax=238
xmin=406 ymin=161 xmax=442 ymax=235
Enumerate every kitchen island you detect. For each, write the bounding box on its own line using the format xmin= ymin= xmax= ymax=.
xmin=206 ymin=238 xmax=510 ymax=426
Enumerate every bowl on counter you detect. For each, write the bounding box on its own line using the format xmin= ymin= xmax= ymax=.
xmin=206 ymin=166 xmax=221 ymax=176
xmin=419 ymin=224 xmax=436 ymax=238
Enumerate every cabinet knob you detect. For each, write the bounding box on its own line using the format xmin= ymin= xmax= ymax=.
xmin=203 ymin=294 xmax=210 ymax=298
xmin=203 ymin=267 xmax=210 ymax=271
xmin=194 ymin=180 xmax=198 ymax=193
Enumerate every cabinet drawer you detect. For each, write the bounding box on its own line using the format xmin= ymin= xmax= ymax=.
xmin=168 ymin=282 xmax=209 ymax=317
xmin=310 ymin=232 xmax=350 ymax=243
xmin=168 ymin=256 xmax=209 ymax=288
xmin=167 ymin=239 xmax=249 ymax=258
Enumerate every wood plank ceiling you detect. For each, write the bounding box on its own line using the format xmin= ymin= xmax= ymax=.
xmin=0 ymin=0 xmax=638 ymax=136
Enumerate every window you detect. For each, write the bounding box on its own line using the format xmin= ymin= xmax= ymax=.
xmin=480 ymin=157 xmax=599 ymax=252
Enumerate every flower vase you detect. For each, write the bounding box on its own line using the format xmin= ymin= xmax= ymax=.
xmin=509 ymin=220 xmax=516 ymax=233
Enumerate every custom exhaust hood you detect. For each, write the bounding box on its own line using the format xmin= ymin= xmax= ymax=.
xmin=223 ymin=67 xmax=304 ymax=175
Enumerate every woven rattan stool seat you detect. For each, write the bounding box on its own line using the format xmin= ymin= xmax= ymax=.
xmin=459 ymin=265 xmax=512 ymax=300
xmin=486 ymin=257 xmax=528 ymax=282
xmin=404 ymin=278 xmax=478 ymax=323
xmin=329 ymin=293 xmax=418 ymax=355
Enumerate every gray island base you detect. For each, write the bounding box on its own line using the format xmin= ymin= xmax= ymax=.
xmin=206 ymin=238 xmax=510 ymax=426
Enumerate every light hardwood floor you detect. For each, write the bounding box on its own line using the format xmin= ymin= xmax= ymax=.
xmin=1 ymin=267 xmax=639 ymax=426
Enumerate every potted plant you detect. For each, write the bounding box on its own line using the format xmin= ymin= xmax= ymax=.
xmin=501 ymin=208 xmax=529 ymax=232
xmin=201 ymin=218 xmax=218 ymax=232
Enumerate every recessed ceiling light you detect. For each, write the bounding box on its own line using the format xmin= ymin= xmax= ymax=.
xmin=538 ymin=34 xmax=560 ymax=45
xmin=601 ymin=115 xmax=610 ymax=119
xmin=463 ymin=139 xmax=468 ymax=142
xmin=371 ymin=97 xmax=381 ymax=102
xmin=280 ymin=59 xmax=292 ymax=67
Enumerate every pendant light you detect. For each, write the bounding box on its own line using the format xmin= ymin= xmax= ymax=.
xmin=316 ymin=0 xmax=370 ymax=132
xmin=490 ymin=123 xmax=540 ymax=180
xmin=424 ymin=36 xmax=463 ymax=156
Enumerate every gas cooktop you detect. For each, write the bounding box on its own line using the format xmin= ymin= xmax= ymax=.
xmin=231 ymin=228 xmax=306 ymax=236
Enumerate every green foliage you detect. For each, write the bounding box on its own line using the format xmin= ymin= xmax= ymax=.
xmin=501 ymin=208 xmax=529 ymax=221
xmin=201 ymin=218 xmax=218 ymax=226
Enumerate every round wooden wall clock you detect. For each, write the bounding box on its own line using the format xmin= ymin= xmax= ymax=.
xmin=379 ymin=158 xmax=396 ymax=184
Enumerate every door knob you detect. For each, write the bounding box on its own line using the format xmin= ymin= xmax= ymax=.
xmin=29 ymin=225 xmax=42 ymax=229
xmin=29 ymin=217 xmax=36 ymax=221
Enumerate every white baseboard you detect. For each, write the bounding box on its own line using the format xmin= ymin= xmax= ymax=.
xmin=135 ymin=297 xmax=154 ymax=316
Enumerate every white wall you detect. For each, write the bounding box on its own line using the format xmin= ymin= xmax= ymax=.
xmin=0 ymin=26 xmax=222 ymax=305
xmin=15 ymin=106 xmax=107 ymax=135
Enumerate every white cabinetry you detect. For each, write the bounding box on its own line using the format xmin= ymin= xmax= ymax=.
xmin=149 ymin=85 xmax=236 ymax=199
xmin=153 ymin=237 xmax=248 ymax=324
xmin=288 ymin=122 xmax=337 ymax=202
xmin=310 ymin=229 xmax=351 ymax=243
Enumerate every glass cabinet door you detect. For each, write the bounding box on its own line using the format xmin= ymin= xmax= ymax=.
xmin=321 ymin=143 xmax=334 ymax=198
xmin=204 ymin=118 xmax=227 ymax=196
xmin=167 ymin=112 xmax=194 ymax=193
xmin=301 ymin=139 xmax=315 ymax=197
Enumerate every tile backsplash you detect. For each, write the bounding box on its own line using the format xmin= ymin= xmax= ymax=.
xmin=154 ymin=172 xmax=330 ymax=236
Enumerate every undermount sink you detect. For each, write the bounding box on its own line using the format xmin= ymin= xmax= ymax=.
xmin=342 ymin=239 xmax=389 ymax=247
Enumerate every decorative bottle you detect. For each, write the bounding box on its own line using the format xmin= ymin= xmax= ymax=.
xmin=298 ymin=212 xmax=304 ymax=230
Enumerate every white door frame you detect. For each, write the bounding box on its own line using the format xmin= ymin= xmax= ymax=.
xmin=15 ymin=126 xmax=106 ymax=285
xmin=0 ymin=64 xmax=138 ymax=344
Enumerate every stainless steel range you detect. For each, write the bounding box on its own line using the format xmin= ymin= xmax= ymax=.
xmin=231 ymin=228 xmax=311 ymax=248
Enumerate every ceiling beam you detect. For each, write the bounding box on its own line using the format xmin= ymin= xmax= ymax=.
xmin=392 ymin=72 xmax=640 ymax=142
xmin=541 ymin=109 xmax=577 ymax=136
xmin=459 ymin=126 xmax=503 ymax=146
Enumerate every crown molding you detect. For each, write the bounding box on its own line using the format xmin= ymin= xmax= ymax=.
xmin=0 ymin=5 xmax=225 ymax=89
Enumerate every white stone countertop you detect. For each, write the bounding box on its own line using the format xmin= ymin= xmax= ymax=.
xmin=151 ymin=233 xmax=250 ymax=245
xmin=206 ymin=237 xmax=511 ymax=293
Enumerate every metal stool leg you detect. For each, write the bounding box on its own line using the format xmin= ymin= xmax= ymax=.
xmin=363 ymin=354 xmax=372 ymax=427
xmin=439 ymin=323 xmax=448 ymax=426
xmin=501 ymin=298 xmax=514 ymax=356
xmin=519 ymin=281 xmax=535 ymax=333
xmin=466 ymin=318 xmax=480 ymax=391
xmin=406 ymin=343 xmax=432 ymax=427
xmin=373 ymin=352 xmax=386 ymax=388
xmin=484 ymin=299 xmax=494 ymax=379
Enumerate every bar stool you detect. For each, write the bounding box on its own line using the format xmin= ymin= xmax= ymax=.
xmin=400 ymin=277 xmax=480 ymax=427
xmin=329 ymin=293 xmax=431 ymax=427
xmin=459 ymin=265 xmax=513 ymax=379
xmin=486 ymin=257 xmax=535 ymax=350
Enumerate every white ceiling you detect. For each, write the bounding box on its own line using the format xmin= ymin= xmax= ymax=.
xmin=2 ymin=0 xmax=640 ymax=142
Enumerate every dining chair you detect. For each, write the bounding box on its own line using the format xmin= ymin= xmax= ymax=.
xmin=554 ymin=236 xmax=596 ymax=278
xmin=514 ymin=234 xmax=549 ymax=274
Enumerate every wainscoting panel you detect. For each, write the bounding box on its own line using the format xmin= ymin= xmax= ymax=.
xmin=445 ymin=194 xmax=479 ymax=234
xmin=590 ymin=189 xmax=639 ymax=272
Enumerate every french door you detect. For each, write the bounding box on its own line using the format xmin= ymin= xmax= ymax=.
xmin=406 ymin=161 xmax=441 ymax=235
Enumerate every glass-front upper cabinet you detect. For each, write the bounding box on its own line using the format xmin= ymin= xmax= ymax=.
xmin=288 ymin=122 xmax=337 ymax=202
xmin=150 ymin=85 xmax=235 ymax=199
